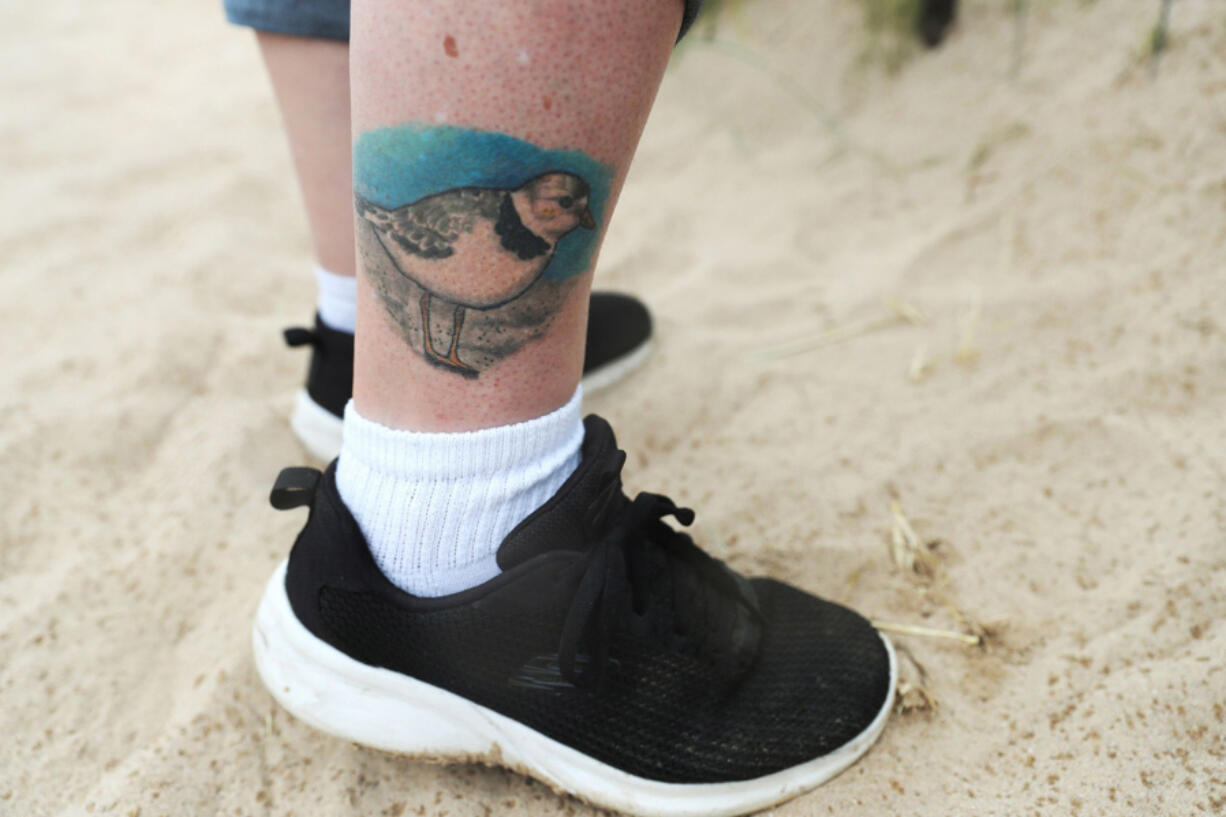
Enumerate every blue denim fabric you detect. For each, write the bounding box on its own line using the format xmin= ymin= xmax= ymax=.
xmin=224 ymin=0 xmax=703 ymax=43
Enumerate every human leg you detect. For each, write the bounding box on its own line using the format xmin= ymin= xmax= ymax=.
xmin=257 ymin=32 xmax=356 ymax=281
xmin=245 ymin=12 xmax=659 ymax=459
xmin=348 ymin=0 xmax=680 ymax=431
xmin=335 ymin=0 xmax=681 ymax=594
xmin=251 ymin=4 xmax=895 ymax=811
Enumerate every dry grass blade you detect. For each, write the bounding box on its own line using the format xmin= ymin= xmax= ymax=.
xmin=888 ymin=499 xmax=936 ymax=577
xmin=908 ymin=343 xmax=932 ymax=382
xmin=752 ymin=299 xmax=926 ymax=361
xmin=893 ymin=645 xmax=937 ymax=713
xmin=954 ymin=293 xmax=982 ymax=365
xmin=896 ymin=680 xmax=938 ymax=713
xmin=887 ymin=298 xmax=927 ymax=324
xmin=941 ymin=598 xmax=1005 ymax=649
xmin=967 ymin=122 xmax=1031 ymax=175
xmin=873 ymin=620 xmax=981 ymax=646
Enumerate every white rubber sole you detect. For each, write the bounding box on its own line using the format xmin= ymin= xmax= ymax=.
xmin=251 ymin=560 xmax=896 ymax=817
xmin=580 ymin=339 xmax=653 ymax=396
xmin=289 ymin=341 xmax=654 ymax=462
xmin=289 ymin=389 xmax=344 ymax=462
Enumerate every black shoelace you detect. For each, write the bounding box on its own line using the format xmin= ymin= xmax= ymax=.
xmin=556 ymin=452 xmax=760 ymax=687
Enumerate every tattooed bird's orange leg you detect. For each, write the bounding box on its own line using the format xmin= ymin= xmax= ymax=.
xmin=419 ymin=290 xmax=476 ymax=373
xmin=443 ymin=305 xmax=476 ymax=373
xmin=418 ymin=291 xmax=443 ymax=362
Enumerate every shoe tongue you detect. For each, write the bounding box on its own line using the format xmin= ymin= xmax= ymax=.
xmin=496 ymin=414 xmax=622 ymax=570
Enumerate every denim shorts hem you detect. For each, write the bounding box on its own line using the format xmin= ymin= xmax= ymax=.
xmin=224 ymin=5 xmax=350 ymax=42
xmin=224 ymin=0 xmax=701 ymax=44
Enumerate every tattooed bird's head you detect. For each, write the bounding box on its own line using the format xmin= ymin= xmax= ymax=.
xmin=515 ymin=172 xmax=596 ymax=240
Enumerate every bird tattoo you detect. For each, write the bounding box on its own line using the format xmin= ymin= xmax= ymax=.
xmin=356 ymin=172 xmax=595 ymax=375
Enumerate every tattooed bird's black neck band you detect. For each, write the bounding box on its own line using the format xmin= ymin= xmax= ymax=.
xmin=495 ymin=194 xmax=551 ymax=260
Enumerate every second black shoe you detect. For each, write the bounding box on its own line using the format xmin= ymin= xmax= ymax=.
xmin=253 ymin=415 xmax=895 ymax=816
xmin=284 ymin=291 xmax=653 ymax=460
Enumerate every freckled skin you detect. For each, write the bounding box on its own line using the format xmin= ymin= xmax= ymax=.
xmin=350 ymin=0 xmax=683 ymax=431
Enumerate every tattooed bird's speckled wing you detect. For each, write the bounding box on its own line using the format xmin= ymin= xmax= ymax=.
xmin=356 ymin=189 xmax=503 ymax=260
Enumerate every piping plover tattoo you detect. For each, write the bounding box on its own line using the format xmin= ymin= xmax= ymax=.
xmin=356 ymin=172 xmax=595 ymax=376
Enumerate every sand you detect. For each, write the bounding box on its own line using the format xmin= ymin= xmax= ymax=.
xmin=3 ymin=0 xmax=1224 ymax=814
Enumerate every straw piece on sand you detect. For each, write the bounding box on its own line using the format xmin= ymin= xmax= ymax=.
xmin=888 ymin=499 xmax=937 ymax=578
xmin=751 ymin=299 xmax=926 ymax=361
xmin=873 ymin=620 xmax=982 ymax=646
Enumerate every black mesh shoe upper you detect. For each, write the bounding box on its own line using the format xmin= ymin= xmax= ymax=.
xmin=278 ymin=416 xmax=891 ymax=784
xmin=584 ymin=292 xmax=652 ymax=374
xmin=283 ymin=314 xmax=354 ymax=418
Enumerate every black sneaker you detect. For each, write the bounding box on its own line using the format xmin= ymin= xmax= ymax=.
xmin=253 ymin=416 xmax=895 ymax=816
xmin=284 ymin=292 xmax=654 ymax=460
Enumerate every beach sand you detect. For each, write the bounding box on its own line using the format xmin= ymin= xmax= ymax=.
xmin=2 ymin=0 xmax=1224 ymax=814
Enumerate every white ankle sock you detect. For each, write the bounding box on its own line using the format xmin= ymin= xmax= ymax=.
xmin=314 ymin=265 xmax=357 ymax=332
xmin=335 ymin=387 xmax=585 ymax=597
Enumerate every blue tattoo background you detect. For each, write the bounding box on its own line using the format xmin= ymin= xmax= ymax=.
xmin=354 ymin=124 xmax=614 ymax=282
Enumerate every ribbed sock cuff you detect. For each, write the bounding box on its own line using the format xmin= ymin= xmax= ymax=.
xmin=338 ymin=387 xmax=584 ymax=482
xmin=335 ymin=387 xmax=585 ymax=596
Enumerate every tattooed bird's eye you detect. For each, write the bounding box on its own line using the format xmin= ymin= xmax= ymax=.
xmin=558 ymin=196 xmax=573 ymax=209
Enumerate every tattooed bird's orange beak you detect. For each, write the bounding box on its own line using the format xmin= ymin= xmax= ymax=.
xmin=579 ymin=207 xmax=596 ymax=229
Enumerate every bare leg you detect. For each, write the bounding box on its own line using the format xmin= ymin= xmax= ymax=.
xmin=257 ymin=32 xmax=355 ymax=278
xmin=351 ymin=0 xmax=682 ymax=431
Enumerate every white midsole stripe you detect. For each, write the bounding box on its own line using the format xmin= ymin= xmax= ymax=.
xmin=252 ymin=560 xmax=896 ymax=817
xmin=289 ymin=389 xmax=345 ymax=462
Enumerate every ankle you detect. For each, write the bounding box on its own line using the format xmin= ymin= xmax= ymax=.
xmin=335 ymin=387 xmax=584 ymax=596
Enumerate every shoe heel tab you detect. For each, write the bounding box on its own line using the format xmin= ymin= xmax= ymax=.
xmin=270 ymin=467 xmax=321 ymax=510
xmin=283 ymin=327 xmax=317 ymax=348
